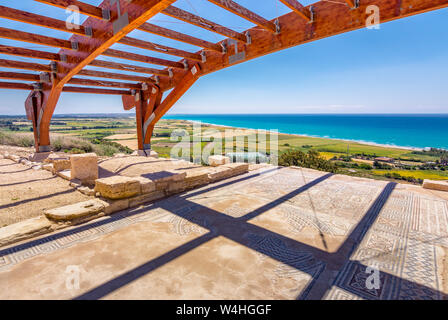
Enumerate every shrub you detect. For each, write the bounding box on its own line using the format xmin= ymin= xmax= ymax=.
xmin=279 ymin=149 xmax=338 ymax=173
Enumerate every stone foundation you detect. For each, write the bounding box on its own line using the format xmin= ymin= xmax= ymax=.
xmin=95 ymin=176 xmax=141 ymax=200
xmin=423 ymin=179 xmax=448 ymax=192
xmin=70 ymin=153 xmax=98 ymax=185
xmin=209 ymin=155 xmax=230 ymax=167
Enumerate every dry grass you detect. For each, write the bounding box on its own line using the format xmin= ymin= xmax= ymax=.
xmin=0 ymin=131 xmax=131 ymax=156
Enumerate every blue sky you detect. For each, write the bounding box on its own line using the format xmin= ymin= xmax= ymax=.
xmin=0 ymin=0 xmax=447 ymax=115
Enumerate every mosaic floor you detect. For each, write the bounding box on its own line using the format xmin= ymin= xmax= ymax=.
xmin=0 ymin=166 xmax=447 ymax=300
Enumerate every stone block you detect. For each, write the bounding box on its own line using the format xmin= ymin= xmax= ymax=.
xmin=95 ymin=176 xmax=141 ymax=199
xmin=0 ymin=216 xmax=53 ymax=247
xmin=9 ymin=155 xmax=20 ymax=163
xmin=57 ymin=170 xmax=71 ymax=181
xmin=98 ymin=198 xmax=130 ymax=215
xmin=136 ymin=149 xmax=159 ymax=158
xmin=53 ymin=159 xmax=71 ymax=172
xmin=129 ymin=191 xmax=165 ymax=208
xmin=207 ymin=167 xmax=232 ymax=183
xmin=147 ymin=170 xmax=187 ymax=191
xmin=69 ymin=179 xmax=82 ymax=188
xmin=42 ymin=163 xmax=54 ymax=172
xmin=223 ymin=163 xmax=249 ymax=175
xmin=78 ymin=186 xmax=96 ymax=196
xmin=55 ymin=170 xmax=71 ymax=180
xmin=185 ymin=170 xmax=210 ymax=189
xmin=423 ymin=179 xmax=448 ymax=192
xmin=133 ymin=176 xmax=156 ymax=194
xmin=208 ymin=155 xmax=230 ymax=167
xmin=45 ymin=199 xmax=105 ymax=221
xmin=166 ymin=181 xmax=187 ymax=195
xmin=70 ymin=153 xmax=98 ymax=185
xmin=43 ymin=153 xmax=69 ymax=163
xmin=29 ymin=152 xmax=51 ymax=162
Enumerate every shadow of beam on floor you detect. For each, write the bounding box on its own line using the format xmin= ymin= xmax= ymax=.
xmin=0 ymin=188 xmax=77 ymax=211
xmin=0 ymin=168 xmax=32 ymax=174
xmin=0 ymin=165 xmax=278 ymax=258
xmin=72 ymin=172 xmax=334 ymax=300
xmin=0 ymin=176 xmax=57 ymax=187
xmin=74 ymin=232 xmax=216 ymax=300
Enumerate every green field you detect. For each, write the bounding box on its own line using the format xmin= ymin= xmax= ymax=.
xmin=1 ymin=116 xmax=447 ymax=184
xmin=373 ymin=170 xmax=448 ymax=180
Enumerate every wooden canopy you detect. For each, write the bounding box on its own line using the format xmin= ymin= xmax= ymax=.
xmin=0 ymin=0 xmax=447 ymax=152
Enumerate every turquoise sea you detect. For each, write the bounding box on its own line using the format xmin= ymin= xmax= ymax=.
xmin=163 ymin=114 xmax=448 ymax=150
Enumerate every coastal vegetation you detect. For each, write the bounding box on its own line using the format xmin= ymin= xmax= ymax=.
xmin=1 ymin=115 xmax=447 ymax=185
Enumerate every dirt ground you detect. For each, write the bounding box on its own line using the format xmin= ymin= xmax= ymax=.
xmin=0 ymin=158 xmax=91 ymax=227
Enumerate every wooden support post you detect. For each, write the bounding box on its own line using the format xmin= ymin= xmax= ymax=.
xmin=143 ymin=64 xmax=201 ymax=149
xmin=24 ymin=87 xmax=60 ymax=153
xmin=122 ymin=85 xmax=162 ymax=155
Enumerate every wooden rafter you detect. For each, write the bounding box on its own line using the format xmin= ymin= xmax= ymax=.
xmin=0 ymin=72 xmax=40 ymax=82
xmin=139 ymin=23 xmax=222 ymax=52
xmin=103 ymin=49 xmax=185 ymax=69
xmin=0 ymin=27 xmax=72 ymax=50
xmin=0 ymin=45 xmax=61 ymax=62
xmin=0 ymin=82 xmax=34 ymax=90
xmin=157 ymin=0 xmax=448 ymax=92
xmin=35 ymin=0 xmax=104 ymax=19
xmin=151 ymin=65 xmax=201 ymax=125
xmin=89 ymin=60 xmax=169 ymax=77
xmin=120 ymin=37 xmax=203 ymax=61
xmin=207 ymin=0 xmax=277 ymax=33
xmin=0 ymin=5 xmax=87 ymax=37
xmin=68 ymin=78 xmax=141 ymax=89
xmin=49 ymin=0 xmax=176 ymax=92
xmin=0 ymin=5 xmax=201 ymax=62
xmin=162 ymin=6 xmax=247 ymax=42
xmin=78 ymin=70 xmax=154 ymax=83
xmin=0 ymin=59 xmax=51 ymax=72
xmin=62 ymin=86 xmax=133 ymax=95
xmin=31 ymin=0 xmax=177 ymax=151
xmin=0 ymin=0 xmax=445 ymax=152
xmin=37 ymin=0 xmax=223 ymax=51
xmin=279 ymin=0 xmax=311 ymax=22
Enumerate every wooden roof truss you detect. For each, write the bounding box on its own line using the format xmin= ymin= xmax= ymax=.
xmin=0 ymin=0 xmax=446 ymax=152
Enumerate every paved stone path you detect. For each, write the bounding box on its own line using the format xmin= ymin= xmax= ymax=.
xmin=0 ymin=166 xmax=447 ymax=299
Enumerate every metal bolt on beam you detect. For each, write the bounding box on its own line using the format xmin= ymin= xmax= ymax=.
xmin=39 ymin=73 xmax=50 ymax=83
xmin=275 ymin=19 xmax=281 ymax=34
xmin=245 ymin=31 xmax=252 ymax=45
xmin=32 ymin=83 xmax=43 ymax=91
xmin=102 ymin=8 xmax=111 ymax=21
xmin=221 ymin=42 xmax=227 ymax=54
xmin=309 ymin=6 xmax=315 ymax=23
xmin=50 ymin=62 xmax=58 ymax=73
xmin=85 ymin=26 xmax=93 ymax=37
xmin=71 ymin=40 xmax=79 ymax=51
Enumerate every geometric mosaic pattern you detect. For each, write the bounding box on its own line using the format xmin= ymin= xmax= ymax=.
xmin=1 ymin=166 xmax=447 ymax=299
